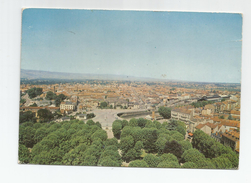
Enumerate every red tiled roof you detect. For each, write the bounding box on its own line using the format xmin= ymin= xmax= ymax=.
xmin=205 ymin=122 xmax=218 ymax=129
xmin=195 ymin=124 xmax=205 ymax=129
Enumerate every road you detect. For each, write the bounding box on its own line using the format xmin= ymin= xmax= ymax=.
xmin=22 ymin=93 xmax=31 ymax=106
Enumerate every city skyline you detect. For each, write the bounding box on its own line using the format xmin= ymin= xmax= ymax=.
xmin=21 ymin=9 xmax=242 ymax=83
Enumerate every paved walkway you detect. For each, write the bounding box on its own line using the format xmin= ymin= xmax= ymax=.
xmin=102 ymin=127 xmax=114 ymax=139
xmin=89 ymin=109 xmax=145 ymax=127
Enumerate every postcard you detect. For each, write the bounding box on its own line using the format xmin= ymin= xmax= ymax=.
xmin=19 ymin=9 xmax=241 ymax=169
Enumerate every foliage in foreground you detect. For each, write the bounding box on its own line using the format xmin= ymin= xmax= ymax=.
xmin=18 ymin=118 xmax=238 ymax=169
xmin=18 ymin=120 xmax=120 ymax=166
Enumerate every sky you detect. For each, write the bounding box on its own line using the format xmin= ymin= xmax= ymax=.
xmin=21 ymin=9 xmax=242 ymax=83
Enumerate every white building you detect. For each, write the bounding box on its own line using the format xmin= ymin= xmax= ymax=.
xmin=60 ymin=101 xmax=76 ymax=111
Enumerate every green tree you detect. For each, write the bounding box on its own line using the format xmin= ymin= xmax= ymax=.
xmin=161 ymin=121 xmax=169 ymax=129
xmin=137 ymin=118 xmax=147 ymax=128
xmin=196 ymin=159 xmax=216 ymax=169
xmin=143 ymin=154 xmax=160 ymax=167
xmin=228 ymin=114 xmax=234 ymax=120
xmin=95 ymin=121 xmax=102 ymax=128
xmin=219 ymin=115 xmax=225 ymax=119
xmin=32 ymin=151 xmax=54 ymax=165
xmin=27 ymin=87 xmax=43 ymax=99
xmin=182 ymin=162 xmax=197 ymax=168
xmin=212 ymin=157 xmax=233 ymax=169
xmin=128 ymin=118 xmax=138 ymax=127
xmin=192 ymin=129 xmax=235 ymax=159
xmin=163 ymin=140 xmax=183 ymax=159
xmin=131 ymin=127 xmax=143 ymax=142
xmin=82 ymin=144 xmax=102 ymax=159
xmin=87 ymin=113 xmax=95 ymax=119
xmin=129 ymin=160 xmax=149 ymax=167
xmin=100 ymin=102 xmax=108 ymax=108
xmin=104 ymin=145 xmax=118 ymax=152
xmin=220 ymin=153 xmax=239 ymax=168
xmin=181 ymin=148 xmax=205 ymax=164
xmin=155 ymin=137 xmax=168 ymax=155
xmin=157 ymin=161 xmax=180 ymax=168
xmin=19 ymin=111 xmax=37 ymax=123
xmin=19 ymin=126 xmax=36 ymax=148
xmin=86 ymin=120 xmax=95 ymax=126
xmin=18 ymin=144 xmax=31 ymax=164
xmin=37 ymin=109 xmax=53 ymax=122
xmin=145 ymin=120 xmax=156 ymax=128
xmin=99 ymin=157 xmax=121 ymax=167
xmin=54 ymin=94 xmax=67 ymax=107
xmin=34 ymin=127 xmax=49 ymax=143
xmin=120 ymin=136 xmax=134 ymax=153
xmin=159 ymin=153 xmax=179 ymax=163
xmin=33 ymin=123 xmax=43 ymax=129
xmin=81 ymin=155 xmax=97 ymax=166
xmin=123 ymin=149 xmax=137 ymax=162
xmin=134 ymin=141 xmax=144 ymax=159
xmin=158 ymin=106 xmax=171 ymax=119
xmin=46 ymin=91 xmax=56 ymax=100
xmin=121 ymin=120 xmax=128 ymax=128
xmin=62 ymin=146 xmax=86 ymax=165
xmin=104 ymin=138 xmax=119 ymax=148
xmin=178 ymin=141 xmax=192 ymax=152
xmin=142 ymin=128 xmax=158 ymax=153
xmin=29 ymin=103 xmax=38 ymax=107
xmin=112 ymin=120 xmax=123 ymax=139
xmin=153 ymin=120 xmax=162 ymax=129
xmin=91 ymin=129 xmax=107 ymax=142
xmin=54 ymin=97 xmax=61 ymax=107
xmin=58 ymin=94 xmax=67 ymax=101
xmin=167 ymin=120 xmax=178 ymax=131
xmin=171 ymin=131 xmax=184 ymax=141
xmin=176 ymin=126 xmax=186 ymax=137
xmin=120 ymin=126 xmax=133 ymax=138
xmin=99 ymin=150 xmax=122 ymax=165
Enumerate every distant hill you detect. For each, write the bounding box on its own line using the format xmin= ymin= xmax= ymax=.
xmin=20 ymin=69 xmax=170 ymax=82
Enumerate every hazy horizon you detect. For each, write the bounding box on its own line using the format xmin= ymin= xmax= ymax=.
xmin=21 ymin=69 xmax=241 ymax=84
xmin=21 ymin=9 xmax=242 ymax=83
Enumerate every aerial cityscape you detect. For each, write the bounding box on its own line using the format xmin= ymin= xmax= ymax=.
xmin=19 ymin=9 xmax=242 ymax=169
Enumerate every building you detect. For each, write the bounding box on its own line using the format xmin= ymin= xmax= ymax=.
xmin=221 ymin=129 xmax=240 ymax=153
xmin=198 ymin=95 xmax=222 ymax=102
xmin=230 ymin=110 xmax=240 ymax=120
xmin=204 ymin=104 xmax=215 ymax=114
xmin=171 ymin=107 xmax=193 ymax=125
xmin=76 ymin=114 xmax=87 ymax=120
xmin=195 ymin=123 xmax=212 ymax=135
xmin=56 ymin=116 xmax=71 ymax=122
xmin=60 ymin=101 xmax=76 ymax=111
xmin=194 ymin=122 xmax=223 ymax=136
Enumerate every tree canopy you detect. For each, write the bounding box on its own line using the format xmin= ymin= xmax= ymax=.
xmin=18 ymin=117 xmax=238 ymax=170
xmin=37 ymin=109 xmax=53 ymax=122
xmin=158 ymin=106 xmax=171 ymax=119
xmin=100 ymin=102 xmax=108 ymax=109
xmin=19 ymin=111 xmax=37 ymax=124
xmin=129 ymin=160 xmax=149 ymax=167
xmin=27 ymin=87 xmax=43 ymax=99
xmin=19 ymin=119 xmax=111 ymax=166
